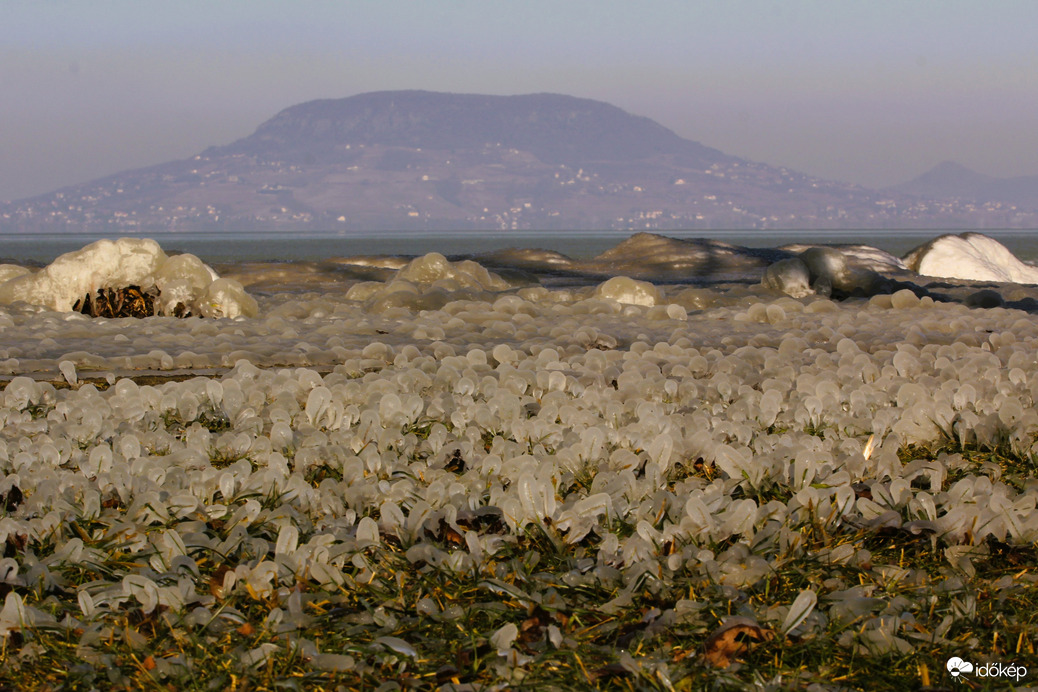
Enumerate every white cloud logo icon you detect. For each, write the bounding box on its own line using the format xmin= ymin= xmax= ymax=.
xmin=947 ymin=657 xmax=974 ymax=678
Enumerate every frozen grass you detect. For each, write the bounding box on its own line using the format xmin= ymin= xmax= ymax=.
xmin=0 ymin=393 xmax=1036 ymax=690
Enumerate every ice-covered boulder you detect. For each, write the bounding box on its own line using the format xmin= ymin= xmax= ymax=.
xmin=198 ymin=278 xmax=259 ymax=318
xmin=780 ymin=243 xmax=907 ymax=274
xmin=348 ymin=252 xmax=513 ymax=312
xmin=0 ymin=237 xmax=257 ymax=318
xmin=154 ymin=253 xmax=220 ymax=316
xmin=904 ymin=232 xmax=1038 ymax=285
xmin=589 ymin=232 xmax=786 ymax=281
xmin=0 ymin=265 xmax=31 ymax=284
xmin=763 ymin=246 xmax=894 ymax=299
xmin=593 ymin=276 xmax=660 ymax=306
xmin=800 ymin=247 xmax=889 ymax=295
xmin=0 ymin=238 xmax=166 ymax=311
xmin=799 ymin=247 xmax=849 ymax=288
xmin=394 ymin=252 xmax=511 ymax=291
xmin=761 ymin=258 xmax=813 ymax=299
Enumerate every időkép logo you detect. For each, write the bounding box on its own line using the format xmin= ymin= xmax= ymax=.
xmin=947 ymin=656 xmax=1028 ymax=683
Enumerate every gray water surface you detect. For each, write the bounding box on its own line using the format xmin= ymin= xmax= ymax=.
xmin=1 ymin=228 xmax=1036 ymax=264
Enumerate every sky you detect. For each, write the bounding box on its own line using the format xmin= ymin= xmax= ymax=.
xmin=2 ymin=0 xmax=1038 ymax=202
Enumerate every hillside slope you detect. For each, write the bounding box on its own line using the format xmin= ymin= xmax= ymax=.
xmin=3 ymin=91 xmax=1035 ymax=231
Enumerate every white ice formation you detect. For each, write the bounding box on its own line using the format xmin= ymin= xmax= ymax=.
xmin=0 ymin=238 xmax=257 ymax=318
xmin=904 ymin=232 xmax=1038 ymax=285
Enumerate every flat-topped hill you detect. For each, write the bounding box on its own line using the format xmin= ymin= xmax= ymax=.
xmin=218 ymin=90 xmax=728 ymax=168
xmin=4 ymin=91 xmax=1036 ymax=231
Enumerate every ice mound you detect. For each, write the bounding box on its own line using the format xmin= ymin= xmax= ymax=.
xmin=394 ymin=252 xmax=511 ymax=291
xmin=196 ymin=277 xmax=259 ymax=318
xmin=0 ymin=238 xmax=257 ymax=318
xmin=475 ymin=247 xmax=575 ymax=271
xmin=761 ymin=258 xmax=814 ymax=298
xmin=762 ymin=247 xmax=892 ymax=299
xmin=214 ymin=256 xmax=407 ymax=294
xmin=345 ymin=252 xmax=517 ymax=312
xmin=589 ymin=232 xmax=787 ymax=281
xmin=0 ymin=265 xmax=31 ymax=284
xmin=593 ymin=276 xmax=659 ymax=306
xmin=779 ymin=243 xmax=908 ymax=274
xmin=766 ymin=233 xmax=1038 ymax=302
xmin=904 ymin=232 xmax=1038 ymax=284
xmin=0 ymin=238 xmax=165 ymax=312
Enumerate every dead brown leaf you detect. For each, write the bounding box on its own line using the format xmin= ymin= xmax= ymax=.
xmin=519 ymin=606 xmax=551 ymax=644
xmin=703 ymin=616 xmax=773 ymax=668
xmin=209 ymin=565 xmax=232 ymax=599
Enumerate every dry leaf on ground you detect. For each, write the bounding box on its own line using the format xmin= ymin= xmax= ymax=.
xmin=703 ymin=617 xmax=773 ymax=668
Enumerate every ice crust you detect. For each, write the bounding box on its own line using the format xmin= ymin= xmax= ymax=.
xmin=3 ymin=234 xmax=1038 ymax=668
xmin=0 ymin=238 xmax=256 ymax=318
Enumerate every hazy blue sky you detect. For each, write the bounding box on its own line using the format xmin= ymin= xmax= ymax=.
xmin=3 ymin=0 xmax=1037 ymax=201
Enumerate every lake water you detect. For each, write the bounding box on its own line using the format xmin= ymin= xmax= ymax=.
xmin=2 ymin=228 xmax=1037 ymax=264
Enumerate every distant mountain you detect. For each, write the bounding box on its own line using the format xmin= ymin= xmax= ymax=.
xmin=224 ymin=91 xmax=729 ymax=169
xmin=3 ymin=91 xmax=1037 ymax=232
xmin=890 ymin=161 xmax=1038 ymax=210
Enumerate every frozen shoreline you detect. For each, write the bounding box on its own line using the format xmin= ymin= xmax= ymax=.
xmin=1 ymin=233 xmax=1037 ymax=685
xmin=4 ymin=246 xmax=1038 ymax=554
xmin=4 ymin=232 xmax=1038 ymax=383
